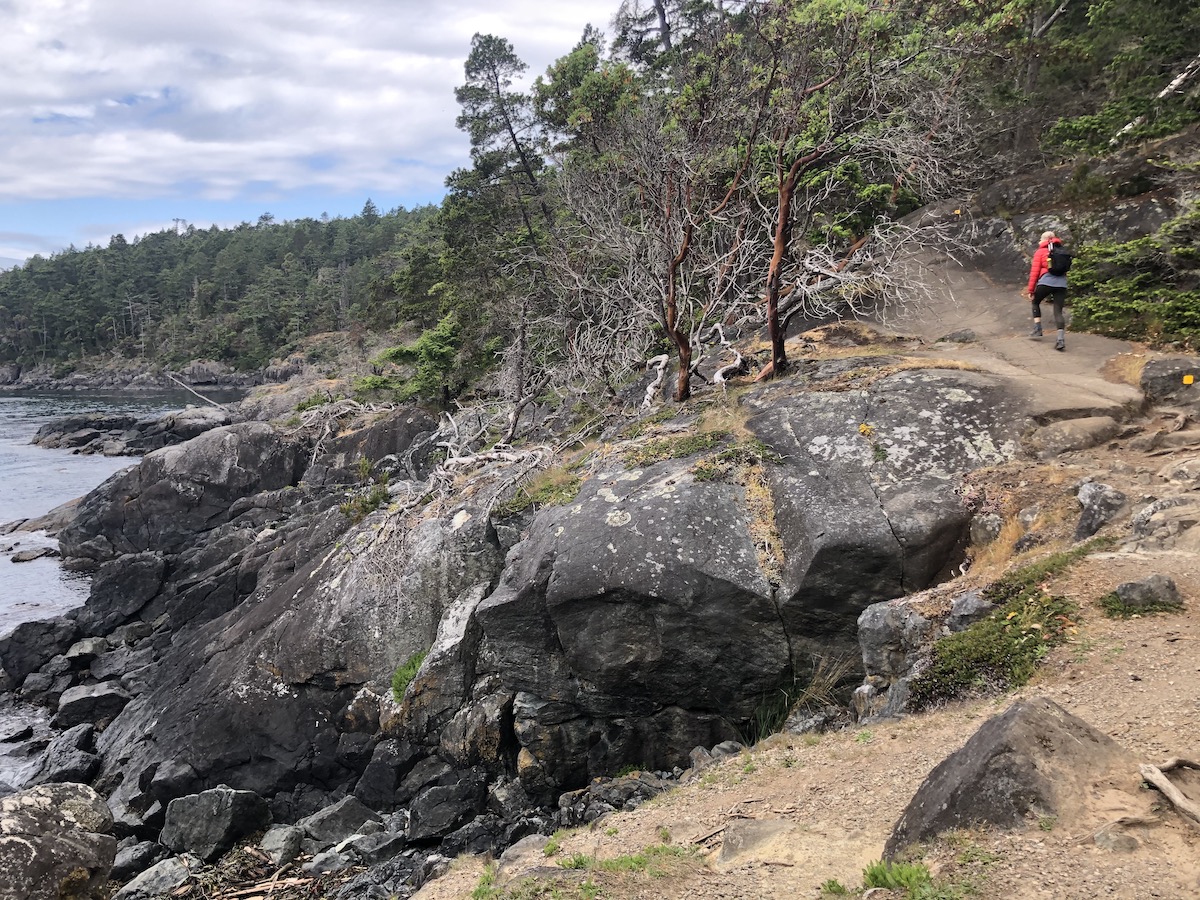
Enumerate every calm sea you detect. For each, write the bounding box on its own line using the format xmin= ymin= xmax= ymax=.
xmin=0 ymin=390 xmax=240 ymax=792
xmin=0 ymin=391 xmax=238 ymax=638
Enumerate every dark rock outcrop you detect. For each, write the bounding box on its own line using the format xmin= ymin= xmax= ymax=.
xmin=297 ymin=796 xmax=381 ymax=845
xmin=470 ymin=458 xmax=784 ymax=795
xmin=406 ymin=771 xmax=488 ymax=841
xmin=885 ymin=698 xmax=1137 ymax=857
xmin=33 ymin=406 xmax=232 ymax=457
xmin=59 ymin=422 xmax=308 ymax=564
xmin=0 ymin=782 xmax=116 ymax=900
xmin=0 ymin=617 xmax=79 ymax=684
xmin=159 ymin=786 xmax=271 ymax=862
xmin=1140 ymin=356 xmax=1200 ymax=410
xmin=29 ymin=723 xmax=99 ymax=786
xmin=52 ymin=682 xmax=132 ymax=729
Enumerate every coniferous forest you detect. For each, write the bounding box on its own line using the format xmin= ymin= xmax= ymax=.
xmin=1 ymin=0 xmax=1197 ymax=404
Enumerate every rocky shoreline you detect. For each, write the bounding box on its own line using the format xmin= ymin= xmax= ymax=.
xmin=2 ymin=328 xmax=1197 ymax=897
xmin=0 ymin=355 xmax=304 ymax=393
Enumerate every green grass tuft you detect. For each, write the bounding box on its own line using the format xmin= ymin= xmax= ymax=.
xmin=391 ymin=649 xmax=429 ymax=703
xmin=493 ymin=467 xmax=584 ymax=518
xmin=624 ymin=430 xmax=729 ymax=467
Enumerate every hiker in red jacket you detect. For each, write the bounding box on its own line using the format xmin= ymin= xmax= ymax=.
xmin=1026 ymin=230 xmax=1068 ymax=351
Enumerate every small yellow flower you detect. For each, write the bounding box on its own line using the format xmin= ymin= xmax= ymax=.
xmin=858 ymin=423 xmax=874 ymax=438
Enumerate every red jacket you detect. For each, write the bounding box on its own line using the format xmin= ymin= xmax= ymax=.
xmin=1027 ymin=238 xmax=1057 ymax=293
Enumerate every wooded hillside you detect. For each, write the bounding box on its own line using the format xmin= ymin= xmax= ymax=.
xmin=1 ymin=0 xmax=1196 ymax=396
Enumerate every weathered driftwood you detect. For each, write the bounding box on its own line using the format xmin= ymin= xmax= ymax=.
xmin=1140 ymin=758 xmax=1200 ymax=830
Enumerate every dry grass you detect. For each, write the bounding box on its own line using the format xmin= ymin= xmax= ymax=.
xmin=1100 ymin=351 xmax=1150 ymax=387
xmin=814 ymin=357 xmax=982 ymax=393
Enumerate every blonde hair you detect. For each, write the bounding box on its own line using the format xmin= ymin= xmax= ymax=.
xmin=1040 ymin=230 xmax=1057 ymax=243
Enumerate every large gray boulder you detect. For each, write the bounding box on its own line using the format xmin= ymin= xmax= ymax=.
xmin=473 ymin=457 xmax=787 ymax=794
xmin=746 ymin=367 xmax=1024 ymax=651
xmin=29 ymin=723 xmax=100 ymax=786
xmin=297 ymin=796 xmax=381 ymax=844
xmin=0 ymin=617 xmax=79 ymax=684
xmin=159 ymin=786 xmax=271 ymax=862
xmin=886 ymin=698 xmax=1137 ymax=857
xmin=0 ymin=782 xmax=116 ymax=900
xmin=53 ymin=682 xmax=132 ymax=729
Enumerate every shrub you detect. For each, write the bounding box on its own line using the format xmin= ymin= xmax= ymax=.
xmin=1070 ymin=205 xmax=1200 ymax=346
xmin=296 ymin=391 xmax=333 ymax=412
xmin=863 ymin=860 xmax=934 ymax=892
xmin=391 ymin=649 xmax=428 ymax=702
xmin=339 ymin=482 xmax=389 ymax=523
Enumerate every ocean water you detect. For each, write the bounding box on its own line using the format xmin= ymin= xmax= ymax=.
xmin=0 ymin=390 xmax=238 ymax=793
xmin=0 ymin=391 xmax=232 ymax=638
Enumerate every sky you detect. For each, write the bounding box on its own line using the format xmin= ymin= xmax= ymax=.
xmin=0 ymin=0 xmax=620 ymax=268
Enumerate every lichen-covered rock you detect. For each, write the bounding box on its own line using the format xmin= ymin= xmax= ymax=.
xmin=746 ymin=367 xmax=1023 ymax=651
xmin=0 ymin=782 xmax=116 ymax=900
xmin=1075 ymin=481 xmax=1127 ymax=540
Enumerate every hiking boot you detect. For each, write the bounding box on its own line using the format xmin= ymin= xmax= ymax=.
xmin=1030 ymin=324 xmax=1043 ymax=338
xmin=1054 ymin=338 xmax=1065 ymax=351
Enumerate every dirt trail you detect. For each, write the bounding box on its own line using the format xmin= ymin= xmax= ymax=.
xmin=415 ymin=261 xmax=1200 ymax=900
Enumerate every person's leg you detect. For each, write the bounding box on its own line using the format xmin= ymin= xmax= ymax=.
xmin=1031 ymin=286 xmax=1051 ymax=337
xmin=1052 ymin=289 xmax=1066 ymax=350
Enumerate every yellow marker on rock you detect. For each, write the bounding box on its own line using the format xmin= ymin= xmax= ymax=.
xmin=1185 ymin=374 xmax=1195 ymax=385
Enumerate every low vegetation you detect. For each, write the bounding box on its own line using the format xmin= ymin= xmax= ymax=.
xmin=744 ymin=654 xmax=856 ymax=744
xmin=1098 ymin=591 xmax=1183 ymax=619
xmin=390 ymin=649 xmax=428 ymax=703
xmin=821 ymin=859 xmax=975 ymax=900
xmin=493 ymin=466 xmax=584 ymax=518
xmin=909 ymin=540 xmax=1111 ymax=709
xmin=1070 ymin=204 xmax=1200 ymax=347
xmin=622 ymin=430 xmax=729 ymax=468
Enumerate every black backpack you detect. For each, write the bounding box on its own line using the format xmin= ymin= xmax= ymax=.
xmin=1047 ymin=243 xmax=1073 ymax=276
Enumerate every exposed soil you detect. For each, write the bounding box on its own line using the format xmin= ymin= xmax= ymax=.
xmin=417 ymin=535 xmax=1200 ymax=899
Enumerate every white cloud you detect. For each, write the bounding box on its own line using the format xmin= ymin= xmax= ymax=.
xmin=0 ymin=0 xmax=617 ymax=203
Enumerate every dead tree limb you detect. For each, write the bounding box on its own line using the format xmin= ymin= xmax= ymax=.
xmin=1140 ymin=760 xmax=1200 ymax=830
xmin=1112 ymin=51 xmax=1200 ymax=145
xmin=643 ymin=354 xmax=670 ymax=409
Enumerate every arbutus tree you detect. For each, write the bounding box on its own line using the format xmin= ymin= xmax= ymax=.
xmin=543 ymin=25 xmax=772 ymax=403
xmin=749 ymin=0 xmax=981 ymax=376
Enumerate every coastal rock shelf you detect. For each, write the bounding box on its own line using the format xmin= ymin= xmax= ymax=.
xmin=31 ymin=406 xmax=232 ymax=457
